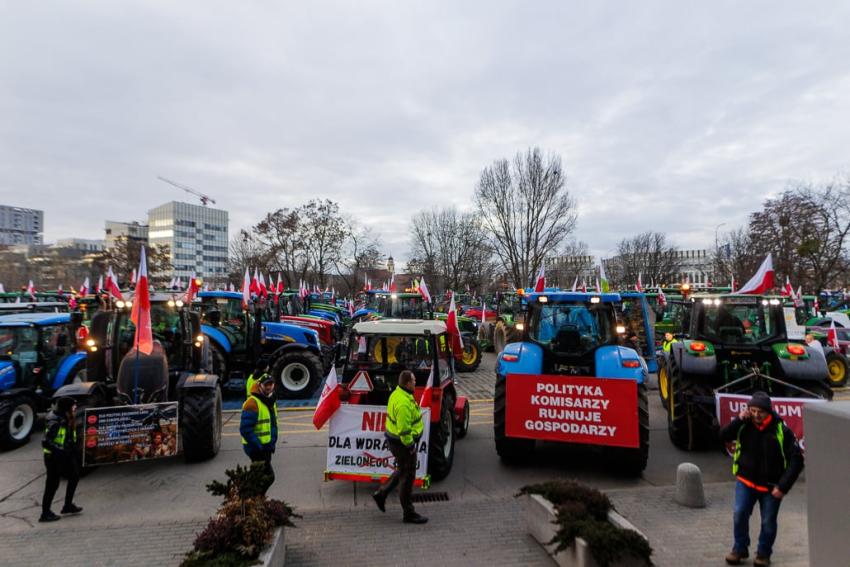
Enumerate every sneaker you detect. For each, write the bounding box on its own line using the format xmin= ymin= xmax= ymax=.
xmin=754 ymin=555 xmax=771 ymax=566
xmin=61 ymin=504 xmax=83 ymax=515
xmin=39 ymin=511 xmax=61 ymax=523
xmin=372 ymin=492 xmax=386 ymax=513
xmin=725 ymin=550 xmax=749 ymax=565
xmin=403 ymin=512 xmax=428 ymax=524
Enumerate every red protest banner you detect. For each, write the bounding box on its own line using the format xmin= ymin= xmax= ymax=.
xmin=505 ymin=374 xmax=639 ymax=448
xmin=715 ymin=393 xmax=826 ymax=451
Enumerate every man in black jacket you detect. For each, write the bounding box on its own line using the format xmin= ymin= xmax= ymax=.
xmin=720 ymin=391 xmax=804 ymax=566
xmin=40 ymin=397 xmax=83 ymax=522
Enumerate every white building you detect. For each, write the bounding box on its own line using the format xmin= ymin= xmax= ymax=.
xmin=147 ymin=201 xmax=228 ymax=280
xmin=675 ymin=249 xmax=712 ymax=284
xmin=55 ymin=238 xmax=105 ymax=252
xmin=0 ymin=205 xmax=43 ymax=245
xmin=105 ymin=220 xmax=149 ymax=249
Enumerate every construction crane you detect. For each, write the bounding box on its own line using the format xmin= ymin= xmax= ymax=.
xmin=157 ymin=176 xmax=217 ymax=207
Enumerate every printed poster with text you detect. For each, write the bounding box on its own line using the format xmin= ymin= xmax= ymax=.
xmin=715 ymin=393 xmax=825 ymax=451
xmin=326 ymin=404 xmax=431 ymax=481
xmin=506 ymin=374 xmax=639 ymax=448
xmin=83 ymin=402 xmax=179 ymax=466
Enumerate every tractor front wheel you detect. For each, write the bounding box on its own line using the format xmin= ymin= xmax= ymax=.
xmin=657 ymin=356 xmax=670 ymax=408
xmin=428 ymin=397 xmax=455 ymax=481
xmin=494 ymin=376 xmax=534 ymax=463
xmin=456 ymin=338 xmax=482 ymax=372
xmin=609 ymin=383 xmax=649 ymax=476
xmin=493 ymin=321 xmax=508 ymax=354
xmin=666 ymin=352 xmax=712 ymax=451
xmin=272 ymin=350 xmax=323 ymax=399
xmin=0 ymin=396 xmax=36 ymax=450
xmin=826 ymin=352 xmax=849 ymax=388
xmin=181 ymin=385 xmax=223 ymax=462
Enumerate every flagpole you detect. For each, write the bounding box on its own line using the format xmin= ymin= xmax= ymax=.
xmin=133 ymin=313 xmax=141 ymax=405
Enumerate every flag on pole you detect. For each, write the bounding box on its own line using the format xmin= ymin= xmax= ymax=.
xmin=782 ymin=275 xmax=793 ymax=297
xmin=599 ymin=263 xmax=609 ymax=293
xmin=730 ymin=275 xmax=736 ymax=293
xmin=96 ymin=275 xmax=103 ymax=294
xmin=636 ymin=272 xmax=643 ymax=292
xmin=130 ymin=247 xmax=153 ymax=355
xmin=657 ymin=286 xmax=667 ymax=308
xmin=389 ymin=273 xmax=397 ymax=293
xmin=446 ymin=292 xmax=464 ymax=357
xmin=418 ymin=276 xmax=432 ymax=303
xmin=737 ymin=254 xmax=775 ymax=295
xmin=581 ymin=280 xmax=587 ymax=293
xmin=105 ymin=266 xmax=124 ymax=300
xmin=312 ymin=366 xmax=342 ymax=429
xmin=26 ymin=280 xmax=36 ymax=299
xmin=130 ymin=268 xmax=137 ymax=287
xmin=481 ymin=301 xmax=487 ymax=324
xmin=534 ymin=265 xmax=545 ymax=292
xmin=185 ymin=272 xmax=201 ymax=304
xmin=242 ymin=268 xmax=251 ymax=308
xmin=57 ymin=284 xmax=64 ymax=296
xmin=827 ymin=319 xmax=840 ymax=349
xmin=794 ymin=285 xmax=803 ymax=308
xmin=595 ymin=277 xmax=601 ymax=293
xmin=418 ymin=367 xmax=434 ymax=409
xmin=79 ymin=277 xmax=89 ymax=296
xmin=0 ymin=283 xmax=5 ymax=293
xmin=571 ymin=276 xmax=578 ymax=292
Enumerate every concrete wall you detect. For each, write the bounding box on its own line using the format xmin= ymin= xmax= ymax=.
xmin=805 ymin=401 xmax=850 ymax=567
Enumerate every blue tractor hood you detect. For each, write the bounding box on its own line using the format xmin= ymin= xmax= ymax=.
xmin=262 ymin=321 xmax=320 ymax=347
xmin=0 ymin=360 xmax=16 ymax=392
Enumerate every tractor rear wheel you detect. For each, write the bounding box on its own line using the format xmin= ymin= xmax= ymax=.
xmin=456 ymin=338 xmax=482 ymax=372
xmin=826 ymin=352 xmax=849 ymax=388
xmin=494 ymin=376 xmax=534 ymax=463
xmin=610 ymin=383 xmax=649 ymax=476
xmin=272 ymin=350 xmax=323 ymax=399
xmin=428 ymin=396 xmax=455 ymax=481
xmin=455 ymin=398 xmax=470 ymax=439
xmin=181 ymin=385 xmax=223 ymax=462
xmin=0 ymin=396 xmax=36 ymax=450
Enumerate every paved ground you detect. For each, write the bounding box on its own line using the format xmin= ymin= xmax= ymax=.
xmin=1 ymin=353 xmax=845 ymax=566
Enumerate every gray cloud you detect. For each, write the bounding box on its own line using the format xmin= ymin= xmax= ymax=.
xmin=2 ymin=1 xmax=849 ymax=269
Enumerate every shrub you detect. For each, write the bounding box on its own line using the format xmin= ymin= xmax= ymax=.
xmin=181 ymin=463 xmax=298 ymax=567
xmin=519 ymin=480 xmax=652 ymax=567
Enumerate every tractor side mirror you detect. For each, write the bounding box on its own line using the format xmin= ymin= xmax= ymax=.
xmin=207 ymin=309 xmax=222 ymax=327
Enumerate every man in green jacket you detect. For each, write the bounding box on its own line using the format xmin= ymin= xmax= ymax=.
xmin=372 ymin=370 xmax=427 ymax=524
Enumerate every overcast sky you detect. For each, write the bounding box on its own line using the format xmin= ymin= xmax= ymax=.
xmin=2 ymin=1 xmax=849 ymax=267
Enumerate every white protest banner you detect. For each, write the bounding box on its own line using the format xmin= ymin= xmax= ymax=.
xmin=325 ymin=404 xmax=431 ymax=484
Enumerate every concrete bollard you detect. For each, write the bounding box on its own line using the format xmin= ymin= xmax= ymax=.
xmin=675 ymin=463 xmax=706 ymax=508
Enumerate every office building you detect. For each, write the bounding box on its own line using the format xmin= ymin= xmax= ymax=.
xmin=147 ymin=201 xmax=228 ymax=280
xmin=0 ymin=205 xmax=43 ymax=245
xmin=55 ymin=238 xmax=105 ymax=252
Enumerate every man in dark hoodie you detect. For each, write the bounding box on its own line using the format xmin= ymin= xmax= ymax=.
xmin=40 ymin=397 xmax=83 ymax=522
xmin=240 ymin=374 xmax=278 ymax=493
xmin=720 ymin=391 xmax=804 ymax=567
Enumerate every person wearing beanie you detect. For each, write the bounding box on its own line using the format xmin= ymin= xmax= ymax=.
xmin=40 ymin=397 xmax=83 ymax=522
xmin=719 ymin=391 xmax=804 ymax=566
xmin=240 ymin=374 xmax=278 ymax=493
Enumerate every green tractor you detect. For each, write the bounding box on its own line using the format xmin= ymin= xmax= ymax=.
xmin=664 ymin=294 xmax=832 ymax=451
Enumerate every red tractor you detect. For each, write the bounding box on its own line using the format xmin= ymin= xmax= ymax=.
xmin=334 ymin=319 xmax=470 ymax=482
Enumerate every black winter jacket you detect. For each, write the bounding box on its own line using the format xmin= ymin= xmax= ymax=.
xmin=719 ymin=413 xmax=804 ymax=494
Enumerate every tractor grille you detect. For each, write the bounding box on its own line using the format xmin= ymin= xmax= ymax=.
xmin=411 ymin=491 xmax=450 ymax=503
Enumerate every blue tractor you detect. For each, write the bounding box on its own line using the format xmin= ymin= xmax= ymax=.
xmin=0 ymin=312 xmax=88 ymax=449
xmin=494 ymin=292 xmax=649 ymax=475
xmin=195 ymin=291 xmax=326 ymax=399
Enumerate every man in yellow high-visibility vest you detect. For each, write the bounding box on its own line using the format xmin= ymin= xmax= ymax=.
xmin=240 ymin=374 xmax=278 ymax=493
xmin=40 ymin=397 xmax=83 ymax=522
xmin=372 ymin=370 xmax=427 ymax=524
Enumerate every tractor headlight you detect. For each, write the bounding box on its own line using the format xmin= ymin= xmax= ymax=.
xmin=126 ymin=301 xmax=132 ymax=309
xmin=90 ymin=346 xmax=98 ymax=352
xmin=515 ymin=323 xmax=525 ymax=331
xmin=538 ymin=296 xmax=548 ymax=303
xmin=175 ymin=300 xmax=184 ymax=307
xmin=616 ymin=325 xmax=626 ymax=334
xmin=86 ymin=338 xmax=96 ymax=347
xmin=168 ymin=300 xmax=175 ymax=307
xmin=590 ymin=297 xmax=601 ymax=304
xmin=116 ymin=300 xmax=125 ymax=308
xmin=195 ymin=334 xmax=204 ymax=342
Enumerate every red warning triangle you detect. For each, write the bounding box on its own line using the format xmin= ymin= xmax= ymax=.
xmin=349 ymin=370 xmax=374 ymax=393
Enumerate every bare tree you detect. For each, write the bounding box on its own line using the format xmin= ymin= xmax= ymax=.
xmin=613 ymin=232 xmax=681 ymax=287
xmin=300 ymin=199 xmax=349 ymax=288
xmin=97 ymin=236 xmax=172 ymax=285
xmin=407 ymin=206 xmax=494 ymax=292
xmin=228 ymin=229 xmax=271 ymax=284
xmin=254 ymin=208 xmax=310 ymax=287
xmin=474 ymin=147 xmax=577 ymax=288
xmin=334 ymin=219 xmax=384 ymax=296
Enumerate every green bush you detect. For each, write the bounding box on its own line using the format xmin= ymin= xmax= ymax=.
xmin=181 ymin=463 xmax=299 ymax=567
xmin=519 ymin=480 xmax=652 ymax=567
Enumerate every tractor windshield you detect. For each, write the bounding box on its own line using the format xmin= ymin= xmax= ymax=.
xmin=0 ymin=326 xmax=40 ymax=385
xmin=527 ymin=300 xmax=617 ymax=356
xmin=372 ymin=295 xmax=427 ymax=319
xmin=344 ymin=333 xmax=445 ymax=388
xmin=697 ymin=298 xmax=779 ymax=345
